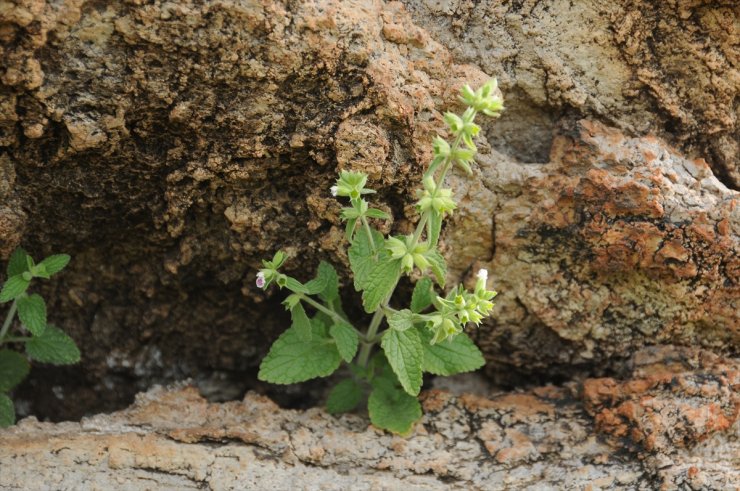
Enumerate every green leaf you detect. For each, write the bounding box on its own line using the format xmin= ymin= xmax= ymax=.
xmin=348 ymin=227 xmax=385 ymax=291
xmin=282 ymin=293 xmax=302 ymax=311
xmin=7 ymin=248 xmax=30 ymax=277
xmin=0 ymin=350 xmax=30 ymax=392
xmin=428 ymin=210 xmax=443 ymax=247
xmin=0 ymin=393 xmax=14 ymax=428
xmin=420 ymin=330 xmax=485 ymax=376
xmin=0 ymin=275 xmax=30 ymax=303
xmin=381 ymin=328 xmax=423 ymax=396
xmin=368 ymin=379 xmax=421 ymax=435
xmin=258 ymin=320 xmax=341 ymax=384
xmin=38 ymin=254 xmax=70 ymax=276
xmin=326 ymin=378 xmax=364 ymax=414
xmin=290 ymin=303 xmax=312 ymax=341
xmin=305 ymin=261 xmax=339 ymax=303
xmin=361 ymin=257 xmax=402 ymax=313
xmin=284 ymin=276 xmax=308 ymax=294
xmin=387 ymin=309 xmax=415 ymax=332
xmin=16 ymin=294 xmax=46 ymax=336
xmin=424 ymin=250 xmax=447 ymax=288
xmin=330 ymin=322 xmax=359 ymax=363
xmin=25 ymin=325 xmax=80 ymax=365
xmin=366 ymin=208 xmax=390 ymax=220
xmin=410 ymin=277 xmax=434 ymax=313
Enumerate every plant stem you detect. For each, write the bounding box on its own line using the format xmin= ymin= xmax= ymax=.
xmin=361 ymin=216 xmax=377 ymax=253
xmin=0 ymin=300 xmax=17 ymax=341
xmin=0 ymin=336 xmax=30 ymax=344
xmin=299 ymin=294 xmax=361 ymax=333
xmin=357 ymin=308 xmax=385 ymax=367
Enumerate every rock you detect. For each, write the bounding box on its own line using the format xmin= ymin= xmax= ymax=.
xmin=0 ymin=346 xmax=737 ymax=490
xmin=460 ymin=120 xmax=739 ymax=379
xmin=0 ymin=0 xmax=736 ymax=424
xmin=402 ymin=0 xmax=740 ymax=188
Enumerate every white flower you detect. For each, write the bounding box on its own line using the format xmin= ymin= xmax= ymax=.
xmin=330 ymin=185 xmax=338 ymax=197
xmin=476 ymin=268 xmax=488 ymax=282
xmin=256 ymin=271 xmax=266 ymax=288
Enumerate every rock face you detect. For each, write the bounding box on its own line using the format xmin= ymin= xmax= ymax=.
xmin=0 ymin=346 xmax=738 ymax=490
xmin=0 ymin=0 xmax=737 ymax=428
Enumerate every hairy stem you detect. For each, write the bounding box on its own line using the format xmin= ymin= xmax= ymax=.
xmin=0 ymin=300 xmax=17 ymax=341
xmin=408 ymin=120 xmax=470 ymax=250
xmin=361 ymin=217 xmax=377 ymax=254
xmin=357 ymin=309 xmax=385 ymax=367
xmin=299 ymin=295 xmax=362 ymax=335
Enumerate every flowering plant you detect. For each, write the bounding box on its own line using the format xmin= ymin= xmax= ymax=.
xmin=257 ymin=80 xmax=504 ymax=434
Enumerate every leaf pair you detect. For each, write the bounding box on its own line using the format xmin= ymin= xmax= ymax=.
xmin=1 ymin=250 xmax=70 ymax=303
xmin=258 ymin=318 xmax=358 ymax=384
xmin=381 ymin=327 xmax=485 ymax=397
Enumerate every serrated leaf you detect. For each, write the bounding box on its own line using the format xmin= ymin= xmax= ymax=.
xmin=0 ymin=350 xmax=30 ymax=392
xmin=282 ymin=293 xmax=302 ymax=311
xmin=381 ymin=328 xmax=423 ymax=396
xmin=420 ymin=330 xmax=485 ymax=375
xmin=326 ymin=378 xmax=364 ymax=414
xmin=17 ymin=294 xmax=46 ymax=336
xmin=348 ymin=227 xmax=385 ymax=291
xmin=0 ymin=393 xmax=14 ymax=428
xmin=424 ymin=250 xmax=447 ymax=288
xmin=410 ymin=277 xmax=434 ymax=313
xmin=361 ymin=257 xmax=401 ymax=313
xmin=38 ymin=254 xmax=70 ymax=276
xmin=330 ymin=322 xmax=359 ymax=363
xmin=304 ymin=261 xmax=339 ymax=303
xmin=290 ymin=303 xmax=312 ymax=341
xmin=368 ymin=380 xmax=421 ymax=435
xmin=388 ymin=309 xmax=415 ymax=332
xmin=428 ymin=210 xmax=443 ymax=247
xmin=25 ymin=325 xmax=80 ymax=365
xmin=258 ymin=320 xmax=341 ymax=384
xmin=0 ymin=275 xmax=30 ymax=303
xmin=284 ymin=276 xmax=308 ymax=293
xmin=7 ymin=248 xmax=30 ymax=277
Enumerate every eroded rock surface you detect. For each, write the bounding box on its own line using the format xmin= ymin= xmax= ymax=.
xmin=0 ymin=346 xmax=737 ymax=490
xmin=0 ymin=0 xmax=737 ymax=422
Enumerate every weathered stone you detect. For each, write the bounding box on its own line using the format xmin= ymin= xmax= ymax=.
xmin=0 ymin=347 xmax=737 ymax=490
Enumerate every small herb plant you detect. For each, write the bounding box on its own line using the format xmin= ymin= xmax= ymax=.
xmin=0 ymin=248 xmax=80 ymax=427
xmin=257 ymin=80 xmax=504 ymax=434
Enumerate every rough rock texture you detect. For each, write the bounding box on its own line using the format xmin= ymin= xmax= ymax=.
xmin=403 ymin=0 xmax=740 ymax=187
xmin=458 ymin=120 xmax=739 ymax=379
xmin=0 ymin=346 xmax=738 ymax=490
xmin=0 ymin=0 xmax=737 ymax=425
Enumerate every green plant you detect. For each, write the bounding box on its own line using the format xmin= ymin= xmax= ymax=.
xmin=257 ymin=79 xmax=504 ymax=434
xmin=0 ymin=248 xmax=80 ymax=427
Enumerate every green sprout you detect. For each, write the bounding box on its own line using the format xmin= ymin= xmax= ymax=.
xmin=0 ymin=248 xmax=80 ymax=427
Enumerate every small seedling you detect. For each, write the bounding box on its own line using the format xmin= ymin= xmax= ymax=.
xmin=257 ymin=80 xmax=504 ymax=434
xmin=0 ymin=248 xmax=80 ymax=427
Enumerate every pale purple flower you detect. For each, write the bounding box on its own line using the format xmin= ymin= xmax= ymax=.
xmin=476 ymin=268 xmax=488 ymax=283
xmin=256 ymin=271 xmax=266 ymax=288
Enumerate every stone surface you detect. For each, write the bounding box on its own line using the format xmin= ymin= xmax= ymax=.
xmin=403 ymin=0 xmax=740 ymax=187
xmin=0 ymin=346 xmax=737 ymax=490
xmin=0 ymin=0 xmax=737 ymax=427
